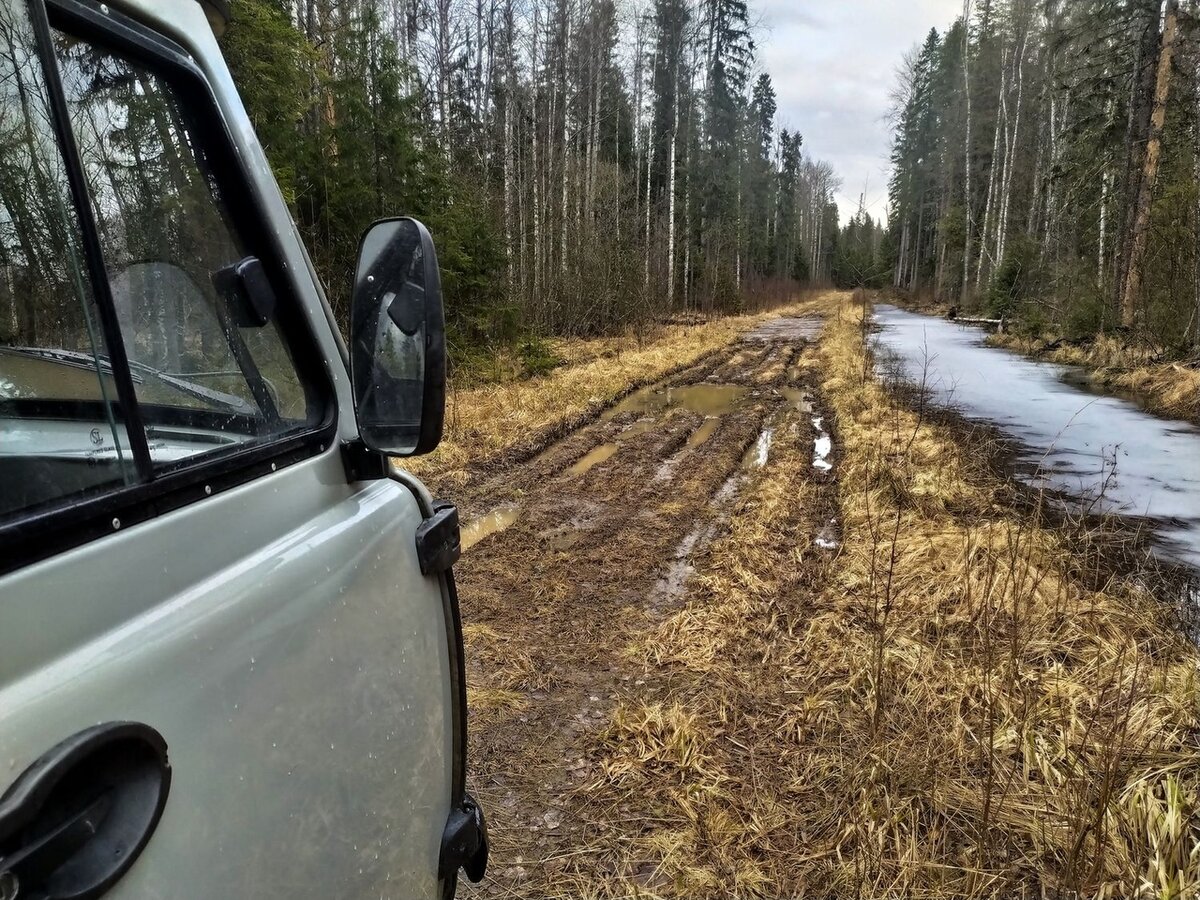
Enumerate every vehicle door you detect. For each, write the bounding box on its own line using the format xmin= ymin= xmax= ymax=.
xmin=0 ymin=1 xmax=465 ymax=895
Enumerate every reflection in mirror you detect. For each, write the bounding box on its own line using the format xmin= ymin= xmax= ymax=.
xmin=351 ymin=218 xmax=445 ymax=457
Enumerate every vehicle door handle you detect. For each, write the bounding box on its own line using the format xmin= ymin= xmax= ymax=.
xmin=0 ymin=723 xmax=171 ymax=900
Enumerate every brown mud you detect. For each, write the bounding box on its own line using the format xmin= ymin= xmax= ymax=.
xmin=453 ymin=317 xmax=834 ymax=896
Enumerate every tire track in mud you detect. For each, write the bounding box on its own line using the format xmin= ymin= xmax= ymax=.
xmin=455 ymin=317 xmax=828 ymax=896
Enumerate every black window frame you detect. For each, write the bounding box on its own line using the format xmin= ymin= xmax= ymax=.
xmin=0 ymin=0 xmax=338 ymax=574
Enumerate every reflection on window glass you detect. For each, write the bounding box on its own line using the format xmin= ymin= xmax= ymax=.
xmin=0 ymin=0 xmax=134 ymax=521
xmin=52 ymin=31 xmax=315 ymax=469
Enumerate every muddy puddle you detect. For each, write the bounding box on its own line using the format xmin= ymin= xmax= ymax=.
xmin=567 ymin=443 xmax=618 ymax=477
xmin=873 ymin=304 xmax=1200 ymax=568
xmin=687 ymin=417 xmax=722 ymax=448
xmin=813 ymin=417 xmax=833 ymax=472
xmin=461 ymin=503 xmax=521 ymax=551
xmin=815 ymin=518 xmax=841 ymax=550
xmin=606 ymin=383 xmax=748 ymax=418
xmin=781 ymin=386 xmax=815 ymax=413
xmin=743 ymin=427 xmax=774 ymax=468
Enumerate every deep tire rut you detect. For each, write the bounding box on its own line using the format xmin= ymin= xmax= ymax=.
xmin=456 ymin=319 xmax=829 ymax=897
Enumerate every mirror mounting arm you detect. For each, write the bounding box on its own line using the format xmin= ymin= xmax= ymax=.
xmin=340 ymin=439 xmax=389 ymax=483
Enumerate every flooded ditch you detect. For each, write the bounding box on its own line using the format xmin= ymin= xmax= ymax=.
xmin=873 ymin=304 xmax=1200 ymax=570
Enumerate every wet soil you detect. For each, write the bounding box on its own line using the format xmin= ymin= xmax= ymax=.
xmin=450 ymin=317 xmax=831 ymax=896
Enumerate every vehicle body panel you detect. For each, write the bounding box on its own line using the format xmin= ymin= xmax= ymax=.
xmin=0 ymin=1 xmax=456 ymax=896
xmin=0 ymin=450 xmax=453 ymax=896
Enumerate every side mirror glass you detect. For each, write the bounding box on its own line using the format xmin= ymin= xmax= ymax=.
xmin=349 ymin=218 xmax=446 ymax=456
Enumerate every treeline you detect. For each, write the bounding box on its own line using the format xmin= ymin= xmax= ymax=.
xmin=222 ymin=0 xmax=842 ymax=360
xmin=885 ymin=0 xmax=1200 ymax=348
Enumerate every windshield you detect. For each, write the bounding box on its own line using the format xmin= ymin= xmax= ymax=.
xmin=0 ymin=4 xmax=321 ymax=524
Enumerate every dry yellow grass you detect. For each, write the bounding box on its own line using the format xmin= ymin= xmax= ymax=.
xmin=817 ymin=303 xmax=1200 ymax=897
xmin=574 ymin=296 xmax=1200 ymax=898
xmin=989 ymin=332 xmax=1200 ymax=422
xmin=410 ymin=297 xmax=832 ymax=483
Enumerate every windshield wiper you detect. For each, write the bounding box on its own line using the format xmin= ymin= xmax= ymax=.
xmin=3 ymin=346 xmax=258 ymax=417
xmin=125 ymin=359 xmax=258 ymax=416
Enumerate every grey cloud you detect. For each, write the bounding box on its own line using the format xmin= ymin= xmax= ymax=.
xmin=757 ymin=0 xmax=963 ymax=222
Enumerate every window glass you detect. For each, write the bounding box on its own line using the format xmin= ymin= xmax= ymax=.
xmin=0 ymin=0 xmax=134 ymax=521
xmin=52 ymin=32 xmax=315 ymax=469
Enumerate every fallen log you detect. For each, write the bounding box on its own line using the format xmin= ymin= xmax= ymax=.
xmin=946 ymin=311 xmax=1005 ymax=332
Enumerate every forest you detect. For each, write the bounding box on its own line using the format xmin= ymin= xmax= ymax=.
xmin=220 ymin=0 xmax=843 ymax=370
xmin=883 ymin=0 xmax=1200 ymax=350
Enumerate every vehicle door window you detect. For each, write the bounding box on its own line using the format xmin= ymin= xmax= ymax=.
xmin=0 ymin=0 xmax=134 ymax=521
xmin=52 ymin=30 xmax=317 ymax=470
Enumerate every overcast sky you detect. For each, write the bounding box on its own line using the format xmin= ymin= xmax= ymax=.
xmin=757 ymin=0 xmax=962 ymax=225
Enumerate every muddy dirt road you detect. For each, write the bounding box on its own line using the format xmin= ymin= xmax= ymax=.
xmin=432 ymin=317 xmax=831 ymax=896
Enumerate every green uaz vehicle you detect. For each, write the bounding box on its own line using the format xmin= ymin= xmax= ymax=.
xmin=0 ymin=0 xmax=487 ymax=896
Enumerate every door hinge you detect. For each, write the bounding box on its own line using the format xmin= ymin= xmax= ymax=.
xmin=439 ymin=793 xmax=488 ymax=884
xmin=416 ymin=501 xmax=461 ymax=576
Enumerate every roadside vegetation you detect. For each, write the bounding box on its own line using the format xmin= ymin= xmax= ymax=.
xmin=806 ymin=301 xmax=1200 ymax=896
xmin=986 ymin=329 xmax=1200 ymax=423
xmin=859 ymin=2 xmax=1200 ymax=397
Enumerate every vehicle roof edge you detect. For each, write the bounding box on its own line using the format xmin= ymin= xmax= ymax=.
xmin=197 ymin=0 xmax=230 ymax=36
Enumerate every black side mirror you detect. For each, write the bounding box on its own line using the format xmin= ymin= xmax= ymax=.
xmin=349 ymin=218 xmax=446 ymax=457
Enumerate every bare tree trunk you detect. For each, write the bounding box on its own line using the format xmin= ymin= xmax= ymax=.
xmin=736 ymin=157 xmax=743 ymax=292
xmin=911 ymin=195 xmax=926 ymax=294
xmin=976 ymin=48 xmax=1007 ymax=289
xmin=615 ymin=94 xmax=621 ymax=245
xmin=1193 ymin=0 xmax=1200 ymax=349
xmin=684 ymin=39 xmax=697 ymax=310
xmin=644 ymin=44 xmax=656 ymax=299
xmin=560 ymin=0 xmax=571 ymax=283
xmin=1025 ymin=105 xmax=1044 ymax=237
xmin=1041 ymin=90 xmax=1058 ymax=257
xmin=666 ymin=53 xmax=679 ymax=306
xmin=1098 ymin=171 xmax=1110 ymax=289
xmin=961 ymin=0 xmax=974 ymax=300
xmin=503 ymin=58 xmax=516 ymax=291
xmin=644 ymin=124 xmax=653 ymax=296
xmin=1121 ymin=0 xmax=1180 ymax=328
xmin=531 ymin=3 xmax=543 ymax=312
xmin=996 ymin=32 xmax=1025 ymax=269
xmin=935 ymin=197 xmax=948 ymax=299
xmin=1114 ymin=0 xmax=1162 ymax=322
xmin=435 ymin=0 xmax=453 ymax=150
xmin=632 ymin=12 xmax=644 ymax=253
xmin=895 ymin=219 xmax=910 ymax=289
xmin=475 ymin=0 xmax=485 ymax=126
xmin=587 ymin=3 xmax=603 ymax=228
